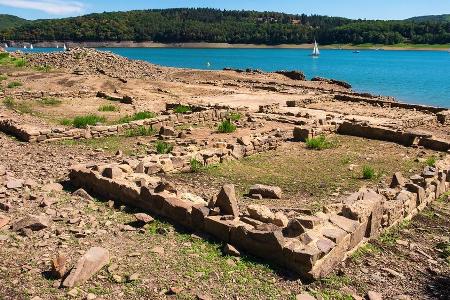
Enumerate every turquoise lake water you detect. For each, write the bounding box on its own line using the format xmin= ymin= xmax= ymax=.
xmin=7 ymin=47 xmax=450 ymax=107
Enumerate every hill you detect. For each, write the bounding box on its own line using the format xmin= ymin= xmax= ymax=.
xmin=1 ymin=8 xmax=450 ymax=45
xmin=0 ymin=14 xmax=28 ymax=30
xmin=407 ymin=14 xmax=450 ymax=22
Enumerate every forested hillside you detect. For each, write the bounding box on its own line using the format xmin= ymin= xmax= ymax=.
xmin=1 ymin=8 xmax=450 ymax=45
xmin=0 ymin=14 xmax=29 ymax=30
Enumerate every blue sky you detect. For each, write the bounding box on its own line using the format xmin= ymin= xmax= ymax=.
xmin=1 ymin=0 xmax=450 ymax=20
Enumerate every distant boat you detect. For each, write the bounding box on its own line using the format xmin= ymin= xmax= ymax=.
xmin=4 ymin=43 xmax=8 ymax=48
xmin=23 ymin=45 xmax=27 ymax=49
xmin=30 ymin=44 xmax=34 ymax=50
xmin=311 ymin=40 xmax=320 ymax=57
xmin=353 ymin=50 xmax=360 ymax=53
xmin=63 ymin=44 xmax=67 ymax=51
xmin=56 ymin=44 xmax=59 ymax=49
xmin=206 ymin=62 xmax=211 ymax=67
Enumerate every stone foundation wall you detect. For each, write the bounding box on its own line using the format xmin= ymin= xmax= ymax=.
xmin=0 ymin=108 xmax=237 ymax=143
xmin=337 ymin=121 xmax=450 ymax=152
xmin=334 ymin=94 xmax=448 ymax=114
xmin=68 ymin=154 xmax=450 ymax=280
xmin=130 ymin=129 xmax=288 ymax=175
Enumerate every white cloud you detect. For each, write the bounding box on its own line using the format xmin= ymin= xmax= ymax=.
xmin=0 ymin=0 xmax=85 ymax=15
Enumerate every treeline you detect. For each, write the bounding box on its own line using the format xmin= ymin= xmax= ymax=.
xmin=1 ymin=8 xmax=450 ymax=45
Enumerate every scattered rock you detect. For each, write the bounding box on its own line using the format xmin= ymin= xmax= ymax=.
xmin=249 ymin=184 xmax=282 ymax=199
xmin=42 ymin=182 xmax=63 ymax=192
xmin=51 ymin=253 xmax=68 ymax=279
xmin=223 ymin=244 xmax=240 ymax=257
xmin=0 ymin=215 xmax=10 ymax=229
xmin=367 ymin=291 xmax=383 ymax=300
xmin=296 ymin=292 xmax=317 ymax=300
xmin=73 ymin=188 xmax=94 ymax=201
xmin=6 ymin=178 xmax=24 ymax=189
xmin=62 ymin=247 xmax=110 ymax=288
xmin=215 ymin=184 xmax=239 ymax=217
xmin=134 ymin=213 xmax=154 ymax=224
xmin=12 ymin=214 xmax=49 ymax=232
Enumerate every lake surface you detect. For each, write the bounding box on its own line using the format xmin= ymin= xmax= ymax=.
xmin=7 ymin=47 xmax=450 ymax=107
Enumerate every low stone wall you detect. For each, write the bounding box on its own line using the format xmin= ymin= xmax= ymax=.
xmin=68 ymin=153 xmax=450 ymax=280
xmin=334 ymin=94 xmax=448 ymax=114
xmin=130 ymin=129 xmax=288 ymax=175
xmin=337 ymin=121 xmax=450 ymax=152
xmin=0 ymin=108 xmax=236 ymax=143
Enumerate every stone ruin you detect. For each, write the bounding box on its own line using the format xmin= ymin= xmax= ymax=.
xmin=68 ymin=154 xmax=450 ymax=280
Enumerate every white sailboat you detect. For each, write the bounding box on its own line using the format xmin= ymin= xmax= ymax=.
xmin=63 ymin=43 xmax=67 ymax=51
xmin=30 ymin=44 xmax=34 ymax=50
xmin=56 ymin=44 xmax=59 ymax=49
xmin=23 ymin=45 xmax=27 ymax=49
xmin=311 ymin=40 xmax=320 ymax=57
xmin=4 ymin=43 xmax=8 ymax=48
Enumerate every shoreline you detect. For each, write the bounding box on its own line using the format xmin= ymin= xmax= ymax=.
xmin=7 ymin=41 xmax=450 ymax=51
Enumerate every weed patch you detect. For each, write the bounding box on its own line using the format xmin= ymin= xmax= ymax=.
xmin=155 ymin=141 xmax=173 ymax=154
xmin=350 ymin=243 xmax=381 ymax=261
xmin=69 ymin=115 xmax=106 ymax=128
xmin=0 ymin=75 xmax=7 ymax=81
xmin=379 ymin=219 xmax=410 ymax=246
xmin=173 ymin=105 xmax=192 ymax=114
xmin=7 ymin=81 xmax=22 ymax=89
xmin=38 ymin=97 xmax=61 ymax=106
xmin=125 ymin=126 xmax=156 ymax=137
xmin=362 ymin=165 xmax=375 ymax=179
xmin=305 ymin=135 xmax=334 ymax=150
xmin=117 ymin=111 xmax=156 ymax=124
xmin=190 ymin=159 xmax=203 ymax=172
xmin=98 ymin=104 xmax=118 ymax=112
xmin=3 ymin=97 xmax=15 ymax=109
xmin=426 ymin=156 xmax=437 ymax=167
xmin=436 ymin=241 xmax=450 ymax=263
xmin=217 ymin=119 xmax=236 ymax=133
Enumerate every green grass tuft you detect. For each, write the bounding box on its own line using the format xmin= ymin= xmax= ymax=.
xmin=362 ymin=165 xmax=375 ymax=179
xmin=173 ymin=105 xmax=192 ymax=114
xmin=38 ymin=97 xmax=61 ymax=106
xmin=350 ymin=243 xmax=381 ymax=261
xmin=72 ymin=114 xmax=106 ymax=128
xmin=7 ymin=81 xmax=22 ymax=89
xmin=436 ymin=241 xmax=450 ymax=263
xmin=124 ymin=126 xmax=156 ymax=137
xmin=117 ymin=111 xmax=156 ymax=123
xmin=98 ymin=104 xmax=118 ymax=112
xmin=229 ymin=112 xmax=242 ymax=121
xmin=155 ymin=141 xmax=173 ymax=154
xmin=217 ymin=119 xmax=237 ymax=133
xmin=190 ymin=159 xmax=203 ymax=172
xmin=13 ymin=58 xmax=26 ymax=67
xmin=426 ymin=156 xmax=437 ymax=167
xmin=0 ymin=75 xmax=7 ymax=81
xmin=305 ymin=135 xmax=334 ymax=150
xmin=3 ymin=96 xmax=15 ymax=109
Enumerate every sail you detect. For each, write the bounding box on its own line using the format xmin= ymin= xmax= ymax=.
xmin=63 ymin=44 xmax=67 ymax=51
xmin=4 ymin=43 xmax=7 ymax=48
xmin=312 ymin=40 xmax=320 ymax=56
xmin=30 ymin=44 xmax=33 ymax=50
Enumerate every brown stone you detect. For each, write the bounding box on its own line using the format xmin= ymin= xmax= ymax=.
xmin=51 ymin=253 xmax=68 ymax=279
xmin=62 ymin=247 xmax=110 ymax=288
xmin=223 ymin=244 xmax=240 ymax=257
xmin=102 ymin=166 xmax=123 ymax=179
xmin=12 ymin=214 xmax=49 ymax=232
xmin=0 ymin=215 xmax=10 ymax=229
xmin=283 ymin=219 xmax=306 ymax=237
xmin=390 ymin=172 xmax=406 ymax=188
xmin=215 ymin=184 xmax=239 ymax=217
xmin=134 ymin=213 xmax=154 ymax=224
xmin=249 ymin=184 xmax=282 ymax=199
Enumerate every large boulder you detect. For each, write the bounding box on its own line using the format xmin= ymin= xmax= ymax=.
xmin=275 ymin=70 xmax=306 ymax=81
xmin=62 ymin=247 xmax=110 ymax=288
xmin=215 ymin=184 xmax=239 ymax=217
xmin=249 ymin=184 xmax=282 ymax=199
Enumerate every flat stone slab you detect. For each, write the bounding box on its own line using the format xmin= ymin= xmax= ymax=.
xmin=62 ymin=247 xmax=110 ymax=288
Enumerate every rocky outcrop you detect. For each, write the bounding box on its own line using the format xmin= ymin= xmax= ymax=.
xmin=311 ymin=77 xmax=352 ymax=89
xmin=275 ymin=70 xmax=306 ymax=81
